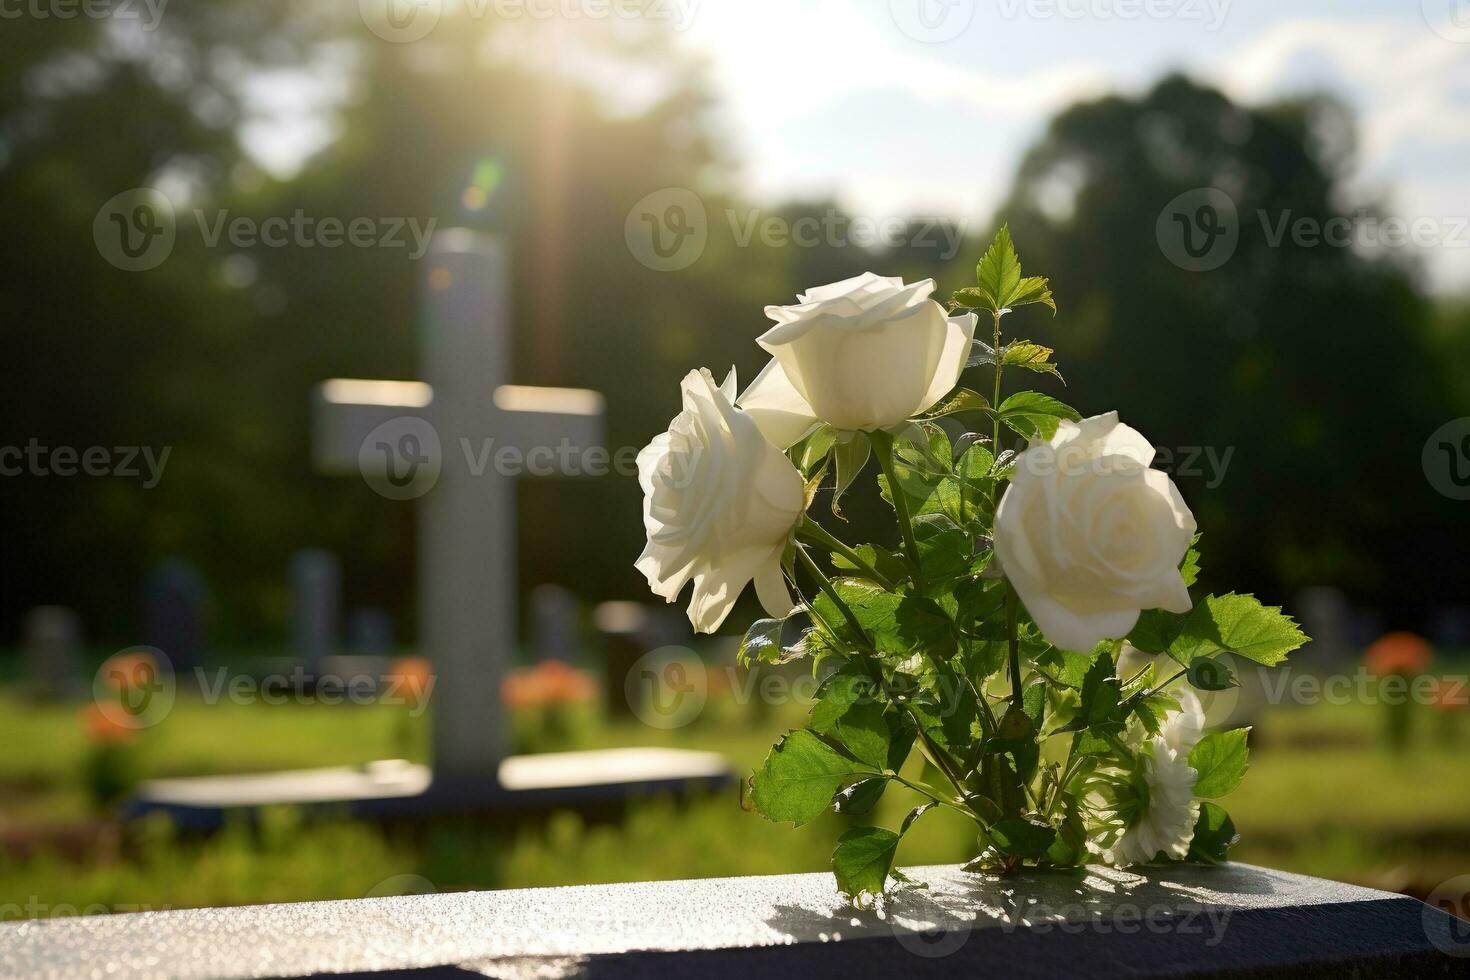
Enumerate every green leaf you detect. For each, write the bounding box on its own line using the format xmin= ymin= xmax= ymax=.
xmin=1187 ymin=803 xmax=1239 ymax=863
xmin=1169 ymin=594 xmax=1308 ymax=667
xmin=834 ymin=776 xmax=888 ymax=816
xmin=834 ymin=699 xmax=891 ymax=771
xmin=1127 ymin=609 xmax=1182 ymax=654
xmin=993 ymin=391 xmax=1081 ymax=440
xmin=1179 ymin=534 xmax=1202 ymax=588
xmin=1189 ymin=728 xmax=1250 ymax=798
xmin=750 ymin=730 xmax=875 ymax=826
xmin=988 ymin=818 xmax=1056 ymax=858
xmin=1001 ymin=341 xmax=1063 ymax=383
xmin=920 ymin=387 xmax=990 ymax=421
xmin=1007 ymin=275 xmax=1056 ymax=313
xmin=1079 ymin=651 xmax=1121 ymax=726
xmin=832 ymin=827 xmax=901 ymax=901
xmin=957 ymin=226 xmax=1056 ymax=314
xmin=810 ymin=662 xmax=873 ymax=733
xmin=831 ymin=432 xmax=871 ymax=521
xmin=737 ymin=617 xmax=788 ymax=667
xmin=975 ymin=226 xmax=1022 ymax=311
xmin=829 ymin=544 xmax=910 ymax=588
xmin=1035 ymin=647 xmax=1093 ymax=689
xmin=1186 ymin=655 xmax=1236 ymax=692
xmin=795 ymin=425 xmax=837 ymax=477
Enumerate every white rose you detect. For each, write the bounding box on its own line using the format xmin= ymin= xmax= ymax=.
xmin=994 ymin=412 xmax=1197 ymax=653
xmin=737 ymin=273 xmax=977 ymax=447
xmin=1106 ymin=692 xmax=1205 ymax=866
xmin=636 ymin=368 xmax=805 ymax=633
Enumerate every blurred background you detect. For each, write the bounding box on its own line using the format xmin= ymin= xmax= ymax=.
xmin=1 ymin=0 xmax=1467 ymax=918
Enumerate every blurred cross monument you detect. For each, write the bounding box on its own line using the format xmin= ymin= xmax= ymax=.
xmin=129 ymin=231 xmax=728 ymax=826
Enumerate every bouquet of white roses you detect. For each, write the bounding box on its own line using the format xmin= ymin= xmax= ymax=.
xmin=635 ymin=227 xmax=1307 ymax=904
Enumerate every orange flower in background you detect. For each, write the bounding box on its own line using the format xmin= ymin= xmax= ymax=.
xmin=1429 ymin=676 xmax=1470 ymax=713
xmin=82 ymin=703 xmax=138 ymax=744
xmin=502 ymin=660 xmax=597 ymax=710
xmin=1363 ymin=631 xmax=1433 ymax=677
xmin=387 ymin=656 xmax=435 ymax=709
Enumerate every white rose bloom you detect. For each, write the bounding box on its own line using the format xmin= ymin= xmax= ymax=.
xmin=636 ymin=368 xmax=805 ymax=633
xmin=737 ymin=273 xmax=978 ymax=447
xmin=1107 ymin=692 xmax=1205 ymax=866
xmin=993 ymin=412 xmax=1197 ymax=653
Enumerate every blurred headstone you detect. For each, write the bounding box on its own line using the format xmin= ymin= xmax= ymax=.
xmin=143 ymin=560 xmax=206 ymax=672
xmin=1294 ymin=587 xmax=1352 ymax=668
xmin=1429 ymin=605 xmax=1470 ymax=650
xmin=21 ymin=605 xmax=82 ymax=699
xmin=595 ymin=601 xmax=649 ymax=721
xmin=531 ymin=584 xmax=579 ymax=663
xmin=347 ymin=607 xmax=394 ymax=655
xmin=290 ymin=549 xmax=340 ymax=672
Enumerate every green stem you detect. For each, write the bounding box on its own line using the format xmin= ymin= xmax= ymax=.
xmin=796 ymin=517 xmax=897 ymax=590
xmin=1005 ymin=582 xmax=1023 ymax=712
xmin=989 ymin=308 xmax=1004 ymax=504
xmin=890 ymin=774 xmax=979 ymax=822
xmin=869 ymin=429 xmax=925 ymax=590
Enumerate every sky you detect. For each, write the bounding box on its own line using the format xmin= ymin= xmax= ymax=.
xmin=672 ymin=0 xmax=1470 ymax=292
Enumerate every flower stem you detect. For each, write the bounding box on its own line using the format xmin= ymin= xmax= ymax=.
xmin=868 ymin=429 xmax=925 ymax=590
xmin=796 ymin=517 xmax=897 ymax=591
xmin=989 ymin=308 xmax=1004 ymax=500
xmin=1005 ymin=582 xmax=1023 ymax=712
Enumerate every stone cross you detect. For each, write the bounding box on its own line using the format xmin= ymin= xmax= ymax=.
xmin=311 ymin=230 xmax=604 ymax=784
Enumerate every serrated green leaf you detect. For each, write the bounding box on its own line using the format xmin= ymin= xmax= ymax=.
xmin=920 ymin=388 xmax=990 ymax=421
xmin=952 ymin=286 xmax=993 ymax=311
xmin=1187 ymin=802 xmax=1239 ymax=863
xmin=1169 ymin=594 xmax=1308 ymax=666
xmin=810 ymin=662 xmax=874 ymax=733
xmin=993 ymin=391 xmax=1081 ymax=440
xmin=832 ymin=827 xmax=901 ymax=901
xmin=1007 ymin=275 xmax=1056 ymax=313
xmin=1001 ymin=341 xmax=1063 ymax=382
xmin=1035 ymin=647 xmax=1093 ymax=689
xmin=829 ymin=543 xmax=910 ymax=589
xmin=1189 ymin=728 xmax=1250 ymax=798
xmin=1080 ymin=650 xmax=1121 ymax=726
xmin=1180 ymin=534 xmax=1202 ymax=588
xmin=835 ymin=699 xmax=891 ymax=771
xmin=975 ymin=226 xmax=1023 ymax=312
xmin=737 ymin=617 xmax=789 ymax=667
xmin=750 ymin=730 xmax=875 ymax=826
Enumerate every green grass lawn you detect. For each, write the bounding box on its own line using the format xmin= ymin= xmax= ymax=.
xmin=1 ymin=677 xmax=1467 ymax=919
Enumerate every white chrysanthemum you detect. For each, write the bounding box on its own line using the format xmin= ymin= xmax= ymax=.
xmin=1103 ymin=691 xmax=1205 ymax=866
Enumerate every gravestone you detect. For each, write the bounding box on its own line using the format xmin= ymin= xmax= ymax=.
xmin=3 ymin=863 xmax=1463 ymax=978
xmin=20 ymin=605 xmax=82 ymax=700
xmin=346 ymin=606 xmax=394 ymax=654
xmin=595 ymin=600 xmax=649 ymax=720
xmin=289 ymin=549 xmax=340 ymax=672
xmin=143 ymin=560 xmax=206 ymax=672
xmin=531 ymin=583 xmax=579 ymax=662
xmin=1295 ymin=586 xmax=1353 ymax=669
xmin=126 ymin=230 xmax=732 ymax=825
